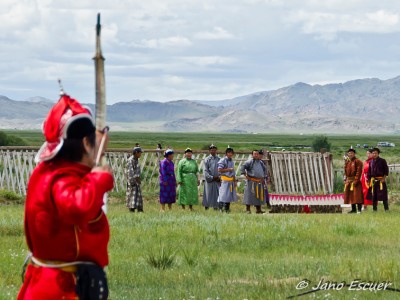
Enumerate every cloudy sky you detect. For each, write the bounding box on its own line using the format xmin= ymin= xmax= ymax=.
xmin=2 ymin=0 xmax=400 ymax=104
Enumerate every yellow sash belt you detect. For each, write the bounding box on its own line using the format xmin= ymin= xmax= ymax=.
xmin=248 ymin=177 xmax=264 ymax=200
xmin=248 ymin=177 xmax=262 ymax=183
xmin=370 ymin=176 xmax=384 ymax=193
xmin=221 ymin=175 xmax=235 ymax=192
xmin=344 ymin=182 xmax=354 ymax=192
xmin=221 ymin=175 xmax=234 ymax=181
xmin=255 ymin=184 xmax=263 ymax=200
xmin=344 ymin=177 xmax=356 ymax=192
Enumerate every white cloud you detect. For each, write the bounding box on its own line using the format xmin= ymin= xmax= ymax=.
xmin=366 ymin=10 xmax=399 ymax=28
xmin=180 ymin=56 xmax=237 ymax=66
xmin=0 ymin=2 xmax=38 ymax=30
xmin=286 ymin=9 xmax=400 ymax=40
xmin=138 ymin=36 xmax=192 ymax=49
xmin=194 ymin=27 xmax=236 ymax=40
xmin=162 ymin=75 xmax=186 ymax=86
xmin=1 ymin=0 xmax=400 ymax=103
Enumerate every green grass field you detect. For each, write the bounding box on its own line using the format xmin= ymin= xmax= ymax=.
xmin=4 ymin=130 xmax=400 ymax=165
xmin=2 ymin=131 xmax=400 ymax=299
xmin=1 ymin=195 xmax=400 ymax=300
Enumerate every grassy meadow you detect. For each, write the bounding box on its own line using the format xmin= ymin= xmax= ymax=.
xmin=1 ymin=196 xmax=400 ymax=300
xmin=4 ymin=130 xmax=400 ymax=164
xmin=2 ymin=131 xmax=400 ymax=299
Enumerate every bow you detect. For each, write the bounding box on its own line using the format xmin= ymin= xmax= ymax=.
xmin=93 ymin=13 xmax=109 ymax=211
xmin=94 ymin=13 xmax=108 ymax=164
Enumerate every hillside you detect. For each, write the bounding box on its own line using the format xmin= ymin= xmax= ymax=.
xmin=1 ymin=76 xmax=400 ymax=133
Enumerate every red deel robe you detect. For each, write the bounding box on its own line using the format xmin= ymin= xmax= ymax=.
xmin=361 ymin=158 xmax=373 ymax=205
xmin=18 ymin=159 xmax=114 ymax=299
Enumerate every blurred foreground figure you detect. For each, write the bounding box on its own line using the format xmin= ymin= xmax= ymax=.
xmin=18 ymin=95 xmax=114 ymax=299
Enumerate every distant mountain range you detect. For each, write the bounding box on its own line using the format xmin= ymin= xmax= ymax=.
xmin=2 ymin=76 xmax=400 ymax=133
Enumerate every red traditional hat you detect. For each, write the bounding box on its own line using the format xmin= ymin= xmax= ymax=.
xmin=35 ymin=95 xmax=95 ymax=163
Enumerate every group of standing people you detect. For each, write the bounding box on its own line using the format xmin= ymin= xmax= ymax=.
xmin=126 ymin=144 xmax=390 ymax=214
xmin=343 ymin=147 xmax=389 ymax=213
xmin=125 ymin=144 xmax=177 ymax=212
xmin=125 ymin=144 xmax=271 ymax=213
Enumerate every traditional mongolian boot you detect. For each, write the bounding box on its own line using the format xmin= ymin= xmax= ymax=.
xmin=224 ymin=203 xmax=230 ymax=213
xmin=219 ymin=202 xmax=224 ymax=212
xmin=255 ymin=205 xmax=265 ymax=214
xmin=348 ymin=204 xmax=357 ymax=213
xmin=266 ymin=201 xmax=271 ymax=209
xmin=245 ymin=205 xmax=251 ymax=214
xmin=383 ymin=200 xmax=389 ymax=211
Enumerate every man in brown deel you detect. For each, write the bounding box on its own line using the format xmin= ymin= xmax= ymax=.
xmin=344 ymin=148 xmax=364 ymax=213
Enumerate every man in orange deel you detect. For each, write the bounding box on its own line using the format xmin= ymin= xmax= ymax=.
xmin=344 ymin=148 xmax=364 ymax=214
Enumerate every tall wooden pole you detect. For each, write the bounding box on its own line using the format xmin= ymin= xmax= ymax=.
xmin=93 ymin=13 xmax=108 ymax=211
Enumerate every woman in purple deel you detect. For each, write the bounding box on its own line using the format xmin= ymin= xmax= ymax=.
xmin=159 ymin=149 xmax=177 ymax=211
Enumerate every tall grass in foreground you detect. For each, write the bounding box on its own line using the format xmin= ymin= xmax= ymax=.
xmin=1 ymin=199 xmax=400 ymax=299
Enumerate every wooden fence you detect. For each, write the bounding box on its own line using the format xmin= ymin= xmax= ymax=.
xmin=1 ymin=148 xmax=251 ymax=196
xmin=268 ymin=152 xmax=333 ymax=194
xmin=4 ymin=147 xmax=399 ymax=197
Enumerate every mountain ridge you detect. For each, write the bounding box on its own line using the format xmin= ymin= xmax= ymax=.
xmin=1 ymin=76 xmax=400 ymax=133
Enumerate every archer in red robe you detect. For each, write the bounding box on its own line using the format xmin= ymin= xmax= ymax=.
xmin=17 ymin=95 xmax=114 ymax=299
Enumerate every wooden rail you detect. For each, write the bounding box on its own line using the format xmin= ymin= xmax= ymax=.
xmin=0 ymin=148 xmax=337 ymax=197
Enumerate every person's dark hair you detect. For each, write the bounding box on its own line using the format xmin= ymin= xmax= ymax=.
xmin=157 ymin=143 xmax=162 ymax=149
xmin=372 ymin=147 xmax=381 ymax=154
xmin=56 ymin=132 xmax=96 ymax=162
xmin=252 ymin=149 xmax=259 ymax=154
xmin=225 ymin=147 xmax=234 ymax=155
xmin=132 ymin=147 xmax=142 ymax=154
xmin=348 ymin=148 xmax=356 ymax=154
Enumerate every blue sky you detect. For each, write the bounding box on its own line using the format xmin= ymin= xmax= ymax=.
xmin=1 ymin=0 xmax=400 ymax=104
